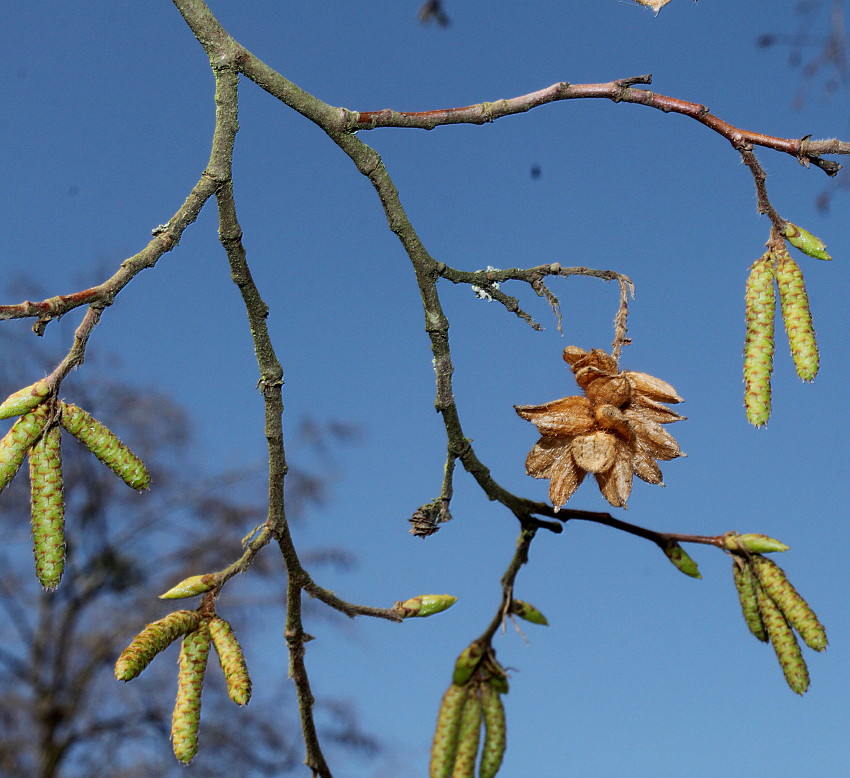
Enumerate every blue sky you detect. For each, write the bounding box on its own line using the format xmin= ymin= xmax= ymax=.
xmin=3 ymin=1 xmax=850 ymax=776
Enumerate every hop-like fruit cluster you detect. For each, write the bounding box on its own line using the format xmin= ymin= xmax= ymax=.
xmin=728 ymin=543 xmax=827 ymax=695
xmin=515 ymin=347 xmax=685 ymax=509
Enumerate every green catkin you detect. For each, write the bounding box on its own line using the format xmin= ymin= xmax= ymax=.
xmin=774 ymin=249 xmax=819 ymax=381
xmin=171 ymin=624 xmax=211 ymax=764
xmin=430 ymin=684 xmax=469 ymax=778
xmin=29 ymin=424 xmax=65 ymax=589
xmin=0 ymin=405 xmax=50 ymax=495
xmin=743 ymin=255 xmax=776 ymax=427
xmin=60 ymin=402 xmax=150 ymax=490
xmin=479 ymin=683 xmax=507 ymax=778
xmin=752 ymin=555 xmax=827 ymax=651
xmin=451 ymin=689 xmax=482 ymax=778
xmin=732 ymin=559 xmax=767 ymax=642
xmin=208 ymin=617 xmax=252 ymax=706
xmin=115 ymin=610 xmax=203 ymax=681
xmin=756 ymin=584 xmax=810 ymax=695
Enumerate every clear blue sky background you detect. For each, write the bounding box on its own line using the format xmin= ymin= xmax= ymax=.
xmin=3 ymin=2 xmax=849 ymax=776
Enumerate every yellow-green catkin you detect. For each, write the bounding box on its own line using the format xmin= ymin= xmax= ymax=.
xmin=0 ymin=405 xmax=50 ymax=495
xmin=479 ymin=683 xmax=507 ymax=778
xmin=29 ymin=424 xmax=64 ymax=589
xmin=60 ymin=403 xmax=150 ymax=490
xmin=115 ymin=610 xmax=203 ymax=681
xmin=732 ymin=559 xmax=767 ymax=643
xmin=756 ymin=584 xmax=810 ymax=695
xmin=430 ymin=683 xmax=469 ymax=778
xmin=752 ymin=555 xmax=827 ymax=651
xmin=208 ymin=617 xmax=251 ymax=706
xmin=743 ymin=254 xmax=776 ymax=427
xmin=171 ymin=624 xmax=211 ymax=764
xmin=774 ymin=249 xmax=819 ymax=381
xmin=0 ymin=379 xmax=50 ymax=420
xmin=451 ymin=688 xmax=482 ymax=778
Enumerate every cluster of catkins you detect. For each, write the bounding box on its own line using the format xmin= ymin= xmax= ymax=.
xmin=0 ymin=380 xmax=150 ymax=589
xmin=115 ymin=607 xmax=251 ymax=763
xmin=515 ymin=347 xmax=685 ymax=509
xmin=726 ymin=533 xmax=827 ymax=695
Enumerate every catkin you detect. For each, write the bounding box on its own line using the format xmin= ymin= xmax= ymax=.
xmin=479 ymin=683 xmax=507 ymax=778
xmin=451 ymin=689 xmax=482 ymax=778
xmin=171 ymin=624 xmax=211 ymax=764
xmin=430 ymin=684 xmax=469 ymax=778
xmin=756 ymin=584 xmax=810 ymax=695
xmin=732 ymin=559 xmax=767 ymax=643
xmin=752 ymin=555 xmax=827 ymax=651
xmin=743 ymin=254 xmax=776 ymax=427
xmin=774 ymin=249 xmax=819 ymax=381
xmin=208 ymin=617 xmax=251 ymax=706
xmin=115 ymin=610 xmax=203 ymax=681
xmin=29 ymin=424 xmax=65 ymax=589
xmin=60 ymin=403 xmax=150 ymax=490
xmin=0 ymin=406 xmax=49 ymax=495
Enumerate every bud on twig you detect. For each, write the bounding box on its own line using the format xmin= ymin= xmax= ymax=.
xmin=452 ymin=642 xmax=486 ymax=687
xmin=160 ymin=574 xmax=216 ymax=600
xmin=783 ymin=222 xmax=831 ymax=261
xmin=0 ymin=380 xmax=50 ymax=420
xmin=661 ymin=540 xmax=701 ymax=578
xmin=724 ymin=532 xmax=789 ymax=554
xmin=398 ymin=594 xmax=458 ymax=618
xmin=509 ymin=599 xmax=549 ymax=625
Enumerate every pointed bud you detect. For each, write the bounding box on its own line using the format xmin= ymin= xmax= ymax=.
xmin=479 ymin=683 xmax=507 ymax=778
xmin=509 ymin=599 xmax=549 ymax=625
xmin=171 ymin=625 xmax=211 ymax=764
xmin=0 ymin=406 xmax=50 ymax=495
xmin=0 ymin=380 xmax=50 ymax=420
xmin=783 ymin=222 xmax=831 ymax=261
xmin=29 ymin=424 xmax=65 ymax=589
xmin=399 ymin=594 xmax=457 ymax=618
xmin=452 ymin=641 xmax=486 ymax=687
xmin=60 ymin=402 xmax=150 ymax=490
xmin=662 ymin=540 xmax=701 ymax=578
xmin=115 ymin=610 xmax=203 ymax=681
xmin=160 ymin=574 xmax=216 ymax=600
xmin=724 ymin=532 xmax=789 ymax=554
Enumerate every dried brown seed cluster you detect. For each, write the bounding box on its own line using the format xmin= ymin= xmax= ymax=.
xmin=515 ymin=347 xmax=685 ymax=509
